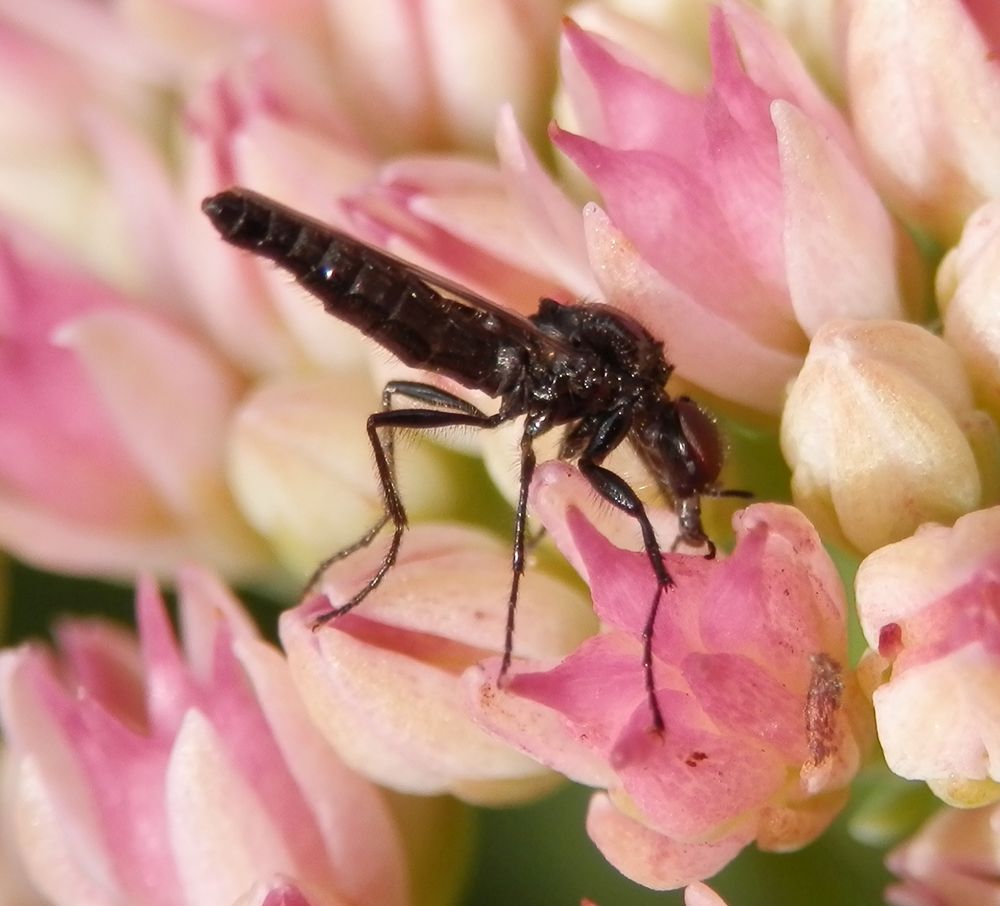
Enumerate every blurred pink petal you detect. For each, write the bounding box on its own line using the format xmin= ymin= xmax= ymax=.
xmin=886 ymin=803 xmax=1000 ymax=906
xmin=847 ymin=0 xmax=1000 ymax=242
xmin=323 ymin=0 xmax=563 ymax=153
xmin=0 ymin=571 xmax=410 ymax=906
xmin=495 ymin=104 xmax=597 ymax=300
xmin=940 ymin=199 xmax=1000 ymax=421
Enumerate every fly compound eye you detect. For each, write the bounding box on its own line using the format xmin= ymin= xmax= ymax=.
xmin=677 ymin=398 xmax=722 ymax=486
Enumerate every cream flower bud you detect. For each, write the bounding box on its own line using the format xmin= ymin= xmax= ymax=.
xmin=780 ymin=319 xmax=998 ymax=555
xmin=281 ymin=523 xmax=595 ymax=804
xmin=227 ymin=374 xmax=452 ymax=581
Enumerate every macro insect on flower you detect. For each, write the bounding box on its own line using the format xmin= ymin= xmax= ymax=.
xmin=201 ymin=187 xmax=751 ymax=730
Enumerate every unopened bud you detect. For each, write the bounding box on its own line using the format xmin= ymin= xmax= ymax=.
xmin=780 ymin=319 xmax=998 ymax=554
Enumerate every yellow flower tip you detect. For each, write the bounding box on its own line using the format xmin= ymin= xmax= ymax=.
xmin=781 ymin=319 xmax=991 ymax=555
xmin=927 ymin=777 xmax=1000 ymax=810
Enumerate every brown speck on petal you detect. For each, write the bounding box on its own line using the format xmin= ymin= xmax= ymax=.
xmin=806 ymin=653 xmax=844 ymax=765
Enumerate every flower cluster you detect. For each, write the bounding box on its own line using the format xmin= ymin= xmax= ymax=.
xmin=3 ymin=0 xmax=1000 ymax=903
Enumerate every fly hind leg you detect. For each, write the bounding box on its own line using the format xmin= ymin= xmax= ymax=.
xmin=302 ymin=381 xmax=487 ymax=596
xmin=310 ymin=386 xmax=499 ymax=626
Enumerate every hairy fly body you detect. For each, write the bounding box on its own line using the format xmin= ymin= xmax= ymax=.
xmin=202 ymin=187 xmax=749 ymax=731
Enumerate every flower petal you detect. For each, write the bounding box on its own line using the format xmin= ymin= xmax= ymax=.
xmin=586 ymin=791 xmax=753 ymax=890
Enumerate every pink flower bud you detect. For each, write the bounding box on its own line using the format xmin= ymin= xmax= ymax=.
xmin=847 ymin=0 xmax=1000 ymax=243
xmin=281 ymin=523 xmax=595 ymax=803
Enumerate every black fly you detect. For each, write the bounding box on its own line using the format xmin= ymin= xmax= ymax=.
xmin=202 ymin=187 xmax=750 ymax=731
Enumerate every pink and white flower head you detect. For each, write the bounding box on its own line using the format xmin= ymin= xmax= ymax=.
xmin=0 ymin=569 xmax=414 ymax=906
xmin=470 ymin=463 xmax=872 ymax=889
xmin=281 ymin=523 xmax=595 ymax=804
xmin=552 ymin=2 xmax=913 ymax=416
xmin=846 ymin=0 xmax=1000 ymax=244
xmin=856 ymin=506 xmax=1000 ymax=808
xmin=885 ymin=802 xmax=1000 ymax=906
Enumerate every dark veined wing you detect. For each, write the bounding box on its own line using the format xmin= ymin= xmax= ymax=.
xmin=202 ymin=187 xmax=576 ymax=397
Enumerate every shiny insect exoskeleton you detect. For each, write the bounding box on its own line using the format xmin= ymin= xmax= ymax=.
xmin=202 ymin=188 xmax=750 ymax=730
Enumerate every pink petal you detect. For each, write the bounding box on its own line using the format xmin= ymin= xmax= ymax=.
xmin=507 ymin=634 xmax=651 ymax=760
xmin=583 ymin=205 xmax=802 ymax=412
xmin=685 ymin=882 xmax=730 ymax=906
xmin=166 ymin=711 xmax=295 ymax=906
xmin=697 ymin=506 xmax=846 ymax=681
xmin=175 ymin=565 xmax=262 ymax=676
xmin=52 ymin=618 xmax=145 ymax=730
xmin=873 ymin=643 xmax=1000 ymax=781
xmin=847 ymin=0 xmax=1000 ymax=241
xmin=137 ymin=576 xmax=198 ymax=736
xmin=0 ymin=650 xmax=112 ymax=890
xmin=682 ymin=652 xmax=808 ymax=758
xmin=528 ymin=459 xmax=684 ymax=576
xmin=555 ymin=130 xmax=801 ymax=353
xmin=612 ymin=690 xmax=787 ymax=840
xmin=281 ymin=600 xmax=545 ymax=797
xmin=774 ymin=100 xmax=905 ymax=333
xmin=422 ymin=0 xmax=563 ymax=150
xmin=720 ymin=0 xmax=855 ymax=156
xmin=495 ymin=104 xmax=597 ymax=299
xmin=9 ymin=757 xmax=116 ymax=905
xmin=586 ymin=792 xmax=753 ymax=890
xmin=464 ymin=661 xmax=616 ymax=788
xmin=559 ymin=21 xmax=707 ymax=167
xmin=560 ymin=503 xmax=712 ymax=651
xmin=323 ymin=0 xmax=436 ymax=150
xmin=855 ymin=508 xmax=1000 ymax=647
xmin=254 ymin=879 xmax=320 ymax=906
xmin=705 ymin=10 xmax=788 ymax=296
xmin=237 ymin=639 xmax=408 ymax=906
xmin=55 ymin=308 xmax=243 ymax=517
xmin=0 ymin=232 xmax=158 ymax=525
xmin=184 ymin=68 xmax=330 ymax=374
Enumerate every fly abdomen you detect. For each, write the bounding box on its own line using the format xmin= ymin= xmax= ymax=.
xmin=203 ymin=188 xmax=514 ymax=393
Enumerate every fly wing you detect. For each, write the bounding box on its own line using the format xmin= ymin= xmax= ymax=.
xmin=203 ymin=187 xmax=575 ymax=394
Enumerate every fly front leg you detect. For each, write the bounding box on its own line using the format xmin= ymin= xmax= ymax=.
xmin=311 ymin=402 xmax=500 ymax=627
xmin=303 ymin=381 xmax=487 ymax=594
xmin=576 ymin=408 xmax=670 ymax=732
xmin=499 ymin=419 xmax=538 ymax=683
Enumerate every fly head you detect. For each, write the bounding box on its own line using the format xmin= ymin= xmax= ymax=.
xmin=635 ymin=396 xmax=724 ymax=555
